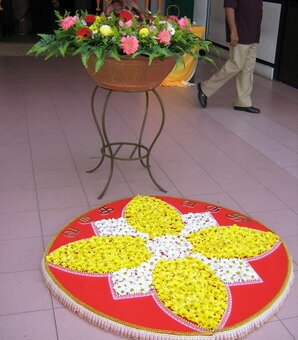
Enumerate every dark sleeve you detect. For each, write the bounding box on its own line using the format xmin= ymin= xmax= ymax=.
xmin=224 ymin=0 xmax=237 ymax=9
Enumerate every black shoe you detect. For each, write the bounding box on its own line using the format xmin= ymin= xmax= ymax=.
xmin=197 ymin=83 xmax=207 ymax=108
xmin=234 ymin=106 xmax=261 ymax=114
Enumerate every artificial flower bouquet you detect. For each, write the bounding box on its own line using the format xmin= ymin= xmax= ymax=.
xmin=28 ymin=9 xmax=214 ymax=72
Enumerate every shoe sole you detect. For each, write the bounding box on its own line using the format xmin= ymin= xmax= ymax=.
xmin=234 ymin=106 xmax=260 ymax=114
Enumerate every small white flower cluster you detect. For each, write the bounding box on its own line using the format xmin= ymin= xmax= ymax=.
xmin=147 ymin=235 xmax=193 ymax=260
xmin=181 ymin=212 xmax=218 ymax=236
xmin=93 ymin=218 xmax=148 ymax=238
xmin=192 ymin=253 xmax=260 ymax=284
xmin=111 ymin=258 xmax=158 ymax=296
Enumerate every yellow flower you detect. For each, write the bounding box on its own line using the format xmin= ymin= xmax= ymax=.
xmin=139 ymin=27 xmax=150 ymax=38
xmin=95 ymin=16 xmax=105 ymax=23
xmin=46 ymin=236 xmax=150 ymax=274
xmin=153 ymin=257 xmax=228 ymax=330
xmin=124 ymin=196 xmax=184 ymax=238
xmin=99 ymin=25 xmax=114 ymax=36
xmin=187 ymin=225 xmax=279 ymax=258
xmin=89 ymin=24 xmax=98 ymax=32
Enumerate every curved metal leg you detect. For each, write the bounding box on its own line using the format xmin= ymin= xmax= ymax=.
xmin=97 ymin=90 xmax=115 ymax=199
xmin=145 ymin=89 xmax=167 ymax=193
xmin=138 ymin=91 xmax=149 ymax=168
xmin=86 ymin=86 xmax=106 ymax=173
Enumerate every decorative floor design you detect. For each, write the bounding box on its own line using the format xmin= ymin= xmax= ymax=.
xmin=42 ymin=196 xmax=294 ymax=339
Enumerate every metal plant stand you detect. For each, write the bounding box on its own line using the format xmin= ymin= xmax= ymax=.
xmin=87 ymin=85 xmax=167 ymax=199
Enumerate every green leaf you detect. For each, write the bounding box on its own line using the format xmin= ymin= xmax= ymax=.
xmin=81 ymin=52 xmax=91 ymax=68
xmin=109 ymin=49 xmax=121 ymax=61
xmin=58 ymin=42 xmax=71 ymax=57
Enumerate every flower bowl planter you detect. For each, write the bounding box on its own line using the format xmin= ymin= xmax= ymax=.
xmin=86 ymin=55 xmax=176 ymax=92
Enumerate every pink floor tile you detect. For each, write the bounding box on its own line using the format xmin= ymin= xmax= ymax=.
xmin=54 ymin=308 xmax=122 ymax=340
xmin=228 ymin=188 xmax=287 ymax=213
xmin=249 ymin=209 xmax=298 ymax=237
xmin=37 ymin=186 xmax=88 ymax=210
xmin=277 ymin=277 xmax=298 ymax=319
xmin=40 ymin=206 xmax=90 ymax=236
xmin=187 ymin=192 xmax=245 ymax=213
xmin=0 ymin=189 xmax=38 ymax=213
xmin=268 ymin=184 xmax=298 ymax=213
xmin=0 ymin=143 xmax=32 ymax=172
xmin=31 ymin=142 xmax=75 ymax=171
xmin=246 ymin=320 xmax=293 ymax=339
xmin=285 ymin=166 xmax=298 ymax=179
xmin=0 ymin=270 xmax=52 ymax=315
xmin=282 ymin=317 xmax=298 ymax=338
xmin=0 ymin=170 xmax=35 ymax=191
xmin=35 ymin=168 xmax=81 ymax=188
xmin=0 ymin=211 xmax=41 ymax=240
xmin=0 ymin=129 xmax=29 ymax=144
xmin=0 ymin=237 xmax=44 ymax=272
xmin=0 ymin=310 xmax=57 ymax=340
xmin=282 ymin=235 xmax=298 ymax=271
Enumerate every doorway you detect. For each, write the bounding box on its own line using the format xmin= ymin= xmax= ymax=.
xmin=275 ymin=0 xmax=298 ymax=88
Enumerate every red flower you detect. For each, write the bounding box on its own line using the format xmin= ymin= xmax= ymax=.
xmin=84 ymin=14 xmax=96 ymax=25
xmin=119 ymin=11 xmax=133 ymax=21
xmin=167 ymin=15 xmax=179 ymax=23
xmin=77 ymin=27 xmax=92 ymax=39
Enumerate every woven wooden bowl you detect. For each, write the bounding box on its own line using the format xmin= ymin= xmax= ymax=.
xmin=86 ymin=55 xmax=176 ymax=92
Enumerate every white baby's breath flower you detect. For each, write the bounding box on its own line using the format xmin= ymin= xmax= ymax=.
xmin=167 ymin=22 xmax=176 ymax=35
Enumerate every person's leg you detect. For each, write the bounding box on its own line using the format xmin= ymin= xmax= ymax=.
xmin=201 ymin=44 xmax=250 ymax=98
xmin=234 ymin=44 xmax=257 ymax=107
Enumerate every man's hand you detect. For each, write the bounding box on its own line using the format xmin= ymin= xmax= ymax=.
xmin=225 ymin=7 xmax=239 ymax=46
xmin=230 ymin=30 xmax=239 ymax=46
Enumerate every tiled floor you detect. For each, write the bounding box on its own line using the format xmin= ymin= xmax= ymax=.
xmin=0 ymin=55 xmax=297 ymax=339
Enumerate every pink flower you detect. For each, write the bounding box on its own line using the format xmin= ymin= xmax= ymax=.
xmin=61 ymin=16 xmax=78 ymax=30
xmin=119 ymin=20 xmax=133 ymax=27
xmin=120 ymin=36 xmax=139 ymax=54
xmin=156 ymin=29 xmax=172 ymax=45
xmin=178 ymin=17 xmax=189 ymax=30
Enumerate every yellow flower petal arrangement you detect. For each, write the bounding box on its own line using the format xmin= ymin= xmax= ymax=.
xmin=46 ymin=235 xmax=151 ymax=274
xmin=187 ymin=225 xmax=279 ymax=259
xmin=124 ymin=195 xmax=184 ymax=238
xmin=153 ymin=257 xmax=228 ymax=330
xmin=45 ymin=195 xmax=280 ymax=331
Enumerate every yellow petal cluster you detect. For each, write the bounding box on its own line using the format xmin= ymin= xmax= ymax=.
xmin=46 ymin=236 xmax=151 ymax=274
xmin=188 ymin=225 xmax=279 ymax=258
xmin=153 ymin=257 xmax=228 ymax=330
xmin=124 ymin=196 xmax=184 ymax=238
xmin=99 ymin=25 xmax=114 ymax=36
xmin=95 ymin=16 xmax=105 ymax=23
xmin=139 ymin=27 xmax=150 ymax=38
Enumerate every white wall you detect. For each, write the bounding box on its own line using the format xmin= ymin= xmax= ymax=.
xmin=259 ymin=2 xmax=281 ymax=64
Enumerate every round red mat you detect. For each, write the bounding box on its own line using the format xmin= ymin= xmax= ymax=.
xmin=42 ymin=196 xmax=293 ymax=339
